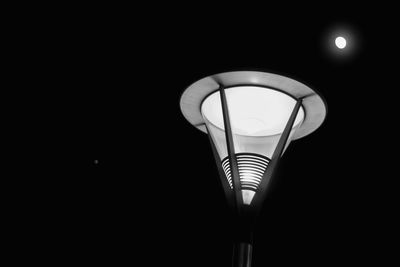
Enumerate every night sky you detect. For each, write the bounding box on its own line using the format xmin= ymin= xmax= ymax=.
xmin=14 ymin=4 xmax=398 ymax=266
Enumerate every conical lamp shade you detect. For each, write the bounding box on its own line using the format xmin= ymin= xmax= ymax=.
xmin=202 ymin=86 xmax=305 ymax=205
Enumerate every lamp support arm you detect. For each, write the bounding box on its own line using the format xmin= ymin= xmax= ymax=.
xmin=251 ymin=98 xmax=303 ymax=214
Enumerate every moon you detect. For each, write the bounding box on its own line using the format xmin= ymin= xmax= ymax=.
xmin=335 ymin=36 xmax=347 ymax=49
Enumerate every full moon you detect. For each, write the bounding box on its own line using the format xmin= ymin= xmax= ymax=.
xmin=335 ymin=36 xmax=346 ymax=49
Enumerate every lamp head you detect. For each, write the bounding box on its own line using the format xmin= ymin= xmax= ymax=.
xmin=180 ymin=71 xmax=327 ymax=207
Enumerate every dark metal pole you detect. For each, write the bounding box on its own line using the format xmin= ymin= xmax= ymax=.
xmin=233 ymin=242 xmax=253 ymax=267
xmin=232 ymin=207 xmax=254 ymax=267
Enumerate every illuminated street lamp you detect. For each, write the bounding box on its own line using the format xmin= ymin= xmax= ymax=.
xmin=180 ymin=71 xmax=327 ymax=267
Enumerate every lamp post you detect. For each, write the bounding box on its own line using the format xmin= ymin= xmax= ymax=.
xmin=180 ymin=71 xmax=327 ymax=267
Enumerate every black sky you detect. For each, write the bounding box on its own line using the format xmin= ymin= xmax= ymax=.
xmin=12 ymin=4 xmax=399 ymax=266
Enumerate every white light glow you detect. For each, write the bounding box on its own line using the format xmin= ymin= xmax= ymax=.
xmin=201 ymin=86 xmax=304 ymax=137
xmin=242 ymin=190 xmax=256 ymax=205
xmin=335 ymin=36 xmax=346 ymax=49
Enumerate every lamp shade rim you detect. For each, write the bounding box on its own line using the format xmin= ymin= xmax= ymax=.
xmin=180 ymin=71 xmax=327 ymax=140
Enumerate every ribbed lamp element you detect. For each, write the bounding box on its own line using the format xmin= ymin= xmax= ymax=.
xmin=221 ymin=153 xmax=270 ymax=205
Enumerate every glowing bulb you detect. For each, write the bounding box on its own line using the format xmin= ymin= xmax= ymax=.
xmin=335 ymin=36 xmax=346 ymax=49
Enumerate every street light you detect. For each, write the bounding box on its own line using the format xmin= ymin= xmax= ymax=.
xmin=180 ymin=71 xmax=327 ymax=267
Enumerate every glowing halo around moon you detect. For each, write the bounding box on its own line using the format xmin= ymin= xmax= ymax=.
xmin=335 ymin=36 xmax=347 ymax=49
xmin=322 ymin=24 xmax=362 ymax=61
